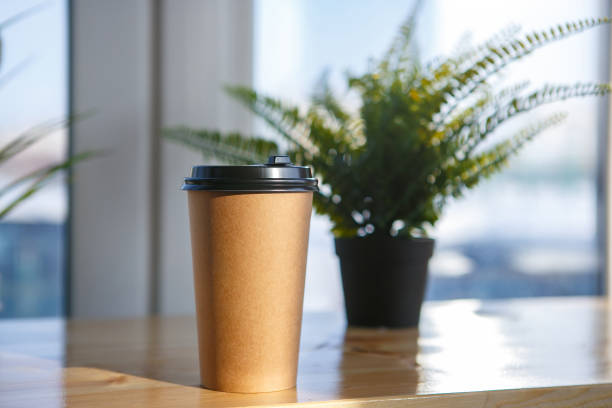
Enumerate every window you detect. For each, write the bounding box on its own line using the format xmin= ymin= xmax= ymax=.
xmin=0 ymin=0 xmax=68 ymax=317
xmin=255 ymin=0 xmax=609 ymax=312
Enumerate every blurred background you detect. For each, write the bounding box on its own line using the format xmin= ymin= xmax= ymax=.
xmin=0 ymin=0 xmax=609 ymax=318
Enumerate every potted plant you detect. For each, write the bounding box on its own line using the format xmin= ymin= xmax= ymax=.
xmin=165 ymin=14 xmax=610 ymax=327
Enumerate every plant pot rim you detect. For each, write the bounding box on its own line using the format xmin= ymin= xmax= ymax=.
xmin=334 ymin=236 xmax=434 ymax=243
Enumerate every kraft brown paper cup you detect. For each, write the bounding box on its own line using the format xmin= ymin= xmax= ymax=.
xmin=187 ymin=190 xmax=313 ymax=393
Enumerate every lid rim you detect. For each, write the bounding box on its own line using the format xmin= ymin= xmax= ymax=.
xmin=182 ymin=186 xmax=318 ymax=192
xmin=183 ymin=155 xmax=319 ymax=192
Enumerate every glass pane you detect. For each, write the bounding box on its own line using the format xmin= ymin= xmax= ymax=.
xmin=0 ymin=0 xmax=68 ymax=317
xmin=254 ymin=0 xmax=608 ymax=312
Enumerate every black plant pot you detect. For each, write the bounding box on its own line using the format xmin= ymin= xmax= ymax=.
xmin=335 ymin=237 xmax=435 ymax=328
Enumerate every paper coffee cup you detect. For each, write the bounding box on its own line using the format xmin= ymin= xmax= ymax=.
xmin=182 ymin=155 xmax=318 ymax=393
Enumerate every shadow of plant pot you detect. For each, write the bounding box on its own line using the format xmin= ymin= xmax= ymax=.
xmin=337 ymin=326 xmax=420 ymax=397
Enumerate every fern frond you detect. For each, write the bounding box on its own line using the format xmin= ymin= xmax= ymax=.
xmin=491 ymin=80 xmax=532 ymax=105
xmin=450 ymin=112 xmax=568 ymax=196
xmin=379 ymin=0 xmax=423 ymax=72
xmin=428 ymin=24 xmax=522 ymax=84
xmin=0 ymin=151 xmax=97 ymax=219
xmin=439 ymin=80 xmax=530 ymax=137
xmin=0 ymin=118 xmax=70 ymax=165
xmin=461 ymin=82 xmax=610 ymax=155
xmin=0 ymin=2 xmax=48 ymax=31
xmin=224 ymin=85 xmax=316 ymax=154
xmin=437 ymin=17 xmax=610 ymax=122
xmin=312 ymin=71 xmax=351 ymax=126
xmin=452 ymin=24 xmax=522 ymax=69
xmin=163 ymin=127 xmax=279 ymax=164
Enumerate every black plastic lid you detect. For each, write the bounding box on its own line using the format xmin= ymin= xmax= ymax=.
xmin=181 ymin=155 xmax=318 ymax=192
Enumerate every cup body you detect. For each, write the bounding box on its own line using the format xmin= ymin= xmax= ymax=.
xmin=187 ymin=190 xmax=313 ymax=393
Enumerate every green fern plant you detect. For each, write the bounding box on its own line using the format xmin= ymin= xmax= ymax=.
xmin=165 ymin=13 xmax=611 ymax=238
xmin=0 ymin=5 xmax=95 ymax=219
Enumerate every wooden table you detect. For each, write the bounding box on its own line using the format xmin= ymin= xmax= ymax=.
xmin=3 ymin=296 xmax=612 ymax=407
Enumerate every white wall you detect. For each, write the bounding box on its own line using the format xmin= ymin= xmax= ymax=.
xmin=158 ymin=0 xmax=253 ymax=315
xmin=71 ymin=0 xmax=155 ymax=317
xmin=70 ymin=0 xmax=253 ymax=317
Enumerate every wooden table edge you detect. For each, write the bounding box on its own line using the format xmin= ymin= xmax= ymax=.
xmin=60 ymin=366 xmax=612 ymax=408
xmin=265 ymin=382 xmax=612 ymax=407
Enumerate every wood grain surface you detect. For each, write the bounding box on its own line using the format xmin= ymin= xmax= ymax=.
xmin=3 ymin=363 xmax=612 ymax=408
xmin=3 ymin=296 xmax=612 ymax=407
